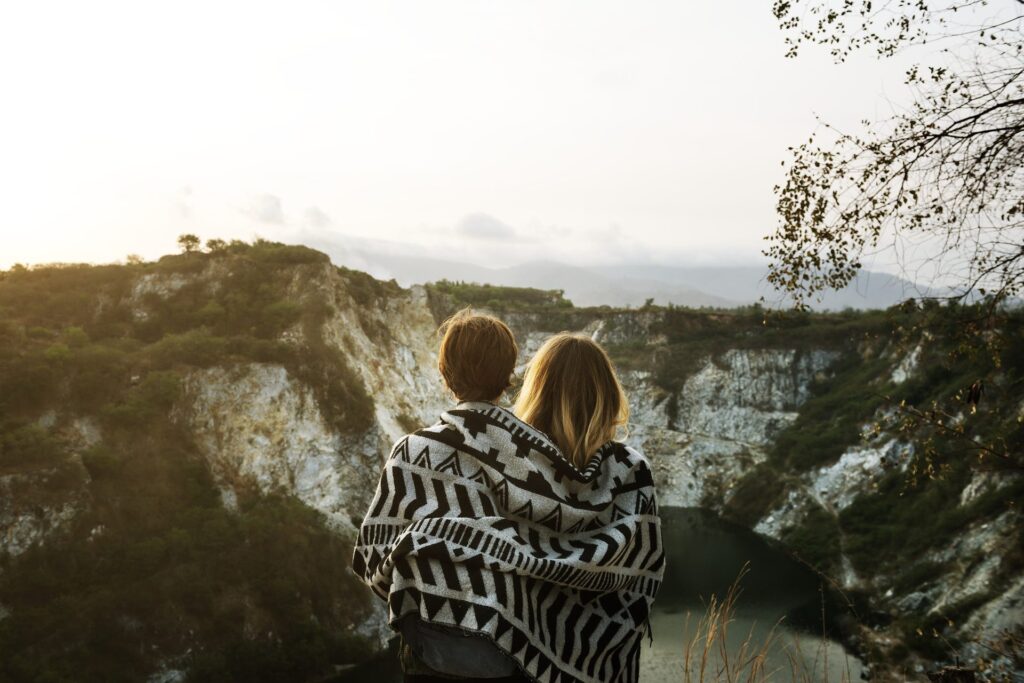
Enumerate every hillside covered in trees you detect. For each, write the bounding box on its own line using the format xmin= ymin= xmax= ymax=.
xmin=1 ymin=241 xmax=1022 ymax=681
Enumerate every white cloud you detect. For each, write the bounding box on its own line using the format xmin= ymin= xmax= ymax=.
xmin=455 ymin=213 xmax=516 ymax=241
xmin=244 ymin=193 xmax=284 ymax=225
xmin=303 ymin=206 xmax=332 ymax=228
xmin=173 ymin=186 xmax=193 ymax=220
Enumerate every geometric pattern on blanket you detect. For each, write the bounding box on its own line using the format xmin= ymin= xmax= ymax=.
xmin=352 ymin=402 xmax=664 ymax=683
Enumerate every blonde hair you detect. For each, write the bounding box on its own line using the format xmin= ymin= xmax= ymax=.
xmin=513 ymin=333 xmax=629 ymax=467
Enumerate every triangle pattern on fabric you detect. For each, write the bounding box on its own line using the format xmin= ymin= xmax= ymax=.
xmin=450 ymin=600 xmax=471 ymax=626
xmin=538 ymin=504 xmax=563 ymax=532
xmin=434 ymin=600 xmax=456 ymax=625
xmin=496 ymin=626 xmax=513 ymax=652
xmin=611 ymin=504 xmax=633 ymax=521
xmin=563 ymin=517 xmax=586 ymax=534
xmin=495 ymin=617 xmax=513 ymax=642
xmin=436 ymin=450 xmax=464 ymax=477
xmin=473 ymin=604 xmax=495 ymax=630
xmin=493 ymin=479 xmax=510 ymax=509
xmin=466 ymin=465 xmax=491 ymax=486
xmin=404 ymin=590 xmax=422 ymax=616
xmin=411 ymin=445 xmax=431 ymax=468
xmin=510 ymin=628 xmax=529 ymax=656
xmin=422 ymin=592 xmax=447 ymax=620
xmin=523 ymin=644 xmax=539 ymax=669
xmin=394 ymin=437 xmax=410 ymax=461
xmin=536 ymin=656 xmax=552 ymax=678
xmin=511 ymin=499 xmax=534 ymax=519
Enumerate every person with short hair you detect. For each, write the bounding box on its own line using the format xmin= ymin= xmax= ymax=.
xmin=398 ymin=308 xmax=525 ymax=680
xmin=353 ymin=312 xmax=663 ymax=683
xmin=437 ymin=307 xmax=519 ymax=403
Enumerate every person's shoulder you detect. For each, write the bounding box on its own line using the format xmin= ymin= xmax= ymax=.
xmin=387 ymin=422 xmax=448 ymax=459
xmin=610 ymin=440 xmax=650 ymax=465
xmin=411 ymin=421 xmax=449 ymax=437
xmin=607 ymin=441 xmax=656 ymax=480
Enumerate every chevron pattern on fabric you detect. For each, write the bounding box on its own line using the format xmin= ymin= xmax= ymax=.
xmin=352 ymin=402 xmax=665 ymax=683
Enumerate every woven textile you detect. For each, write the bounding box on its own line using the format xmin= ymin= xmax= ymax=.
xmin=352 ymin=402 xmax=664 ymax=682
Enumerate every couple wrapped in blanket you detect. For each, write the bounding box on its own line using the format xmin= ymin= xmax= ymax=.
xmin=352 ymin=310 xmax=664 ymax=683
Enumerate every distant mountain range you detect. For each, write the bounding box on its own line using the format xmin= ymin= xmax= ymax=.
xmin=297 ymin=232 xmax=939 ymax=310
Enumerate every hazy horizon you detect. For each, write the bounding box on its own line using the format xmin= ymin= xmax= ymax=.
xmin=1 ymin=1 xmax=924 ymax=276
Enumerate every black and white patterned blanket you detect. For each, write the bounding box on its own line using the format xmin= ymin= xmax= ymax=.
xmin=352 ymin=402 xmax=664 ymax=683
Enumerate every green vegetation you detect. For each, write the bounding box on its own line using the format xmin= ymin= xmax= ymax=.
xmin=0 ymin=239 xmax=373 ymax=434
xmin=425 ymin=280 xmax=573 ymax=318
xmin=779 ymin=505 xmax=843 ymax=575
xmin=0 ymin=433 xmax=371 ymax=682
xmin=3 ymin=243 xmax=1023 ymax=676
xmin=337 ymin=265 xmax=402 ymax=308
xmin=0 ymin=423 xmax=65 ymax=470
xmin=767 ymin=350 xmax=892 ymax=472
xmin=0 ymin=241 xmax=378 ymax=681
xmin=721 ymin=464 xmax=787 ymax=528
xmin=635 ymin=305 xmax=896 ymax=403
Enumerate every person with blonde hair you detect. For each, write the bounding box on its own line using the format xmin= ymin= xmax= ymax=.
xmin=513 ymin=333 xmax=630 ymax=469
xmin=354 ymin=316 xmax=663 ymax=683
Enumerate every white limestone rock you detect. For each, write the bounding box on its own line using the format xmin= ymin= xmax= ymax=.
xmin=0 ymin=456 xmax=91 ymax=558
xmin=810 ymin=439 xmax=908 ymax=511
xmin=617 ymin=349 xmax=839 ymax=513
xmin=674 ymin=349 xmax=840 ymax=446
xmin=960 ymin=470 xmax=1020 ymax=507
xmin=177 ymin=363 xmax=381 ymax=535
xmin=891 ymin=344 xmax=922 ymax=384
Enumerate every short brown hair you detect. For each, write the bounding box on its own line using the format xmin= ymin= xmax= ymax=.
xmin=437 ymin=308 xmax=518 ymax=402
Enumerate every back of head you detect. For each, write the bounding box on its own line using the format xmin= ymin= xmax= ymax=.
xmin=513 ymin=333 xmax=629 ymax=468
xmin=437 ymin=307 xmax=519 ymax=402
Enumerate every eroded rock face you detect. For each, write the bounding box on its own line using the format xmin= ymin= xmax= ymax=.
xmin=620 ymin=350 xmax=839 ymax=510
xmin=5 ymin=258 xmax=1020 ymax=676
xmin=961 ymin=571 xmax=1024 ymax=671
xmin=170 ymin=267 xmax=453 ymax=531
xmin=0 ymin=415 xmax=99 ymax=560
xmin=177 ymin=363 xmax=383 ymax=534
xmin=317 ymin=280 xmax=449 ymax=449
xmin=755 ymin=438 xmax=911 ymax=547
xmin=0 ymin=457 xmax=90 ymax=558
xmin=673 ymin=349 xmax=840 ymax=446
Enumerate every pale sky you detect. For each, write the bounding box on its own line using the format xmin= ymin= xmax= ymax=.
xmin=0 ymin=1 xmax=917 ymax=270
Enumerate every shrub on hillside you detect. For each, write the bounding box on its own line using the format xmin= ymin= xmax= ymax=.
xmin=0 ymin=424 xmax=64 ymax=469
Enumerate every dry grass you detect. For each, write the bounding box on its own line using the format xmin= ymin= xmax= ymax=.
xmin=681 ymin=564 xmax=855 ymax=683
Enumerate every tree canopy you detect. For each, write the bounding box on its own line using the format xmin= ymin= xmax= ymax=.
xmin=767 ymin=0 xmax=1024 ymax=310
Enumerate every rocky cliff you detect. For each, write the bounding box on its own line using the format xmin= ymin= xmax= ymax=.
xmin=1 ymin=244 xmax=1020 ymax=681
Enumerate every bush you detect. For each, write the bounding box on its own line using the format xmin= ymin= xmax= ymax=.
xmin=101 ymin=372 xmax=181 ymax=429
xmin=780 ymin=505 xmax=842 ymax=575
xmin=768 ymin=351 xmax=891 ymax=472
xmin=147 ymin=331 xmax=229 ymax=368
xmin=0 ymin=441 xmax=371 ymax=683
xmin=0 ymin=423 xmax=64 ymax=469
xmin=0 ymin=356 xmax=58 ymax=416
xmin=839 ymin=465 xmax=971 ymax=576
xmin=425 ymin=280 xmax=572 ymax=317
xmin=249 ymin=240 xmax=329 ymax=265
xmin=44 ymin=342 xmax=71 ymax=363
xmin=67 ymin=344 xmax=131 ymax=411
xmin=722 ymin=464 xmax=785 ymax=527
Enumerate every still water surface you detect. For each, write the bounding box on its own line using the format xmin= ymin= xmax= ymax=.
xmin=340 ymin=508 xmax=862 ymax=682
xmin=642 ymin=508 xmax=862 ymax=682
